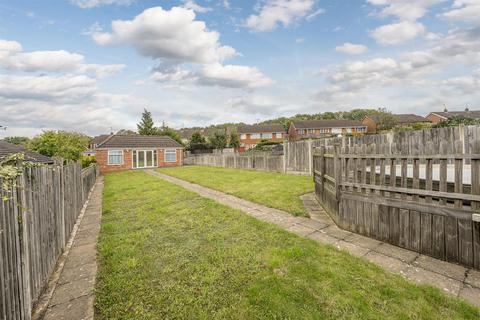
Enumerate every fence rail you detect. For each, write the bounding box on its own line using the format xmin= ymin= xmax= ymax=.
xmin=313 ymin=139 xmax=480 ymax=270
xmin=184 ymin=153 xmax=285 ymax=173
xmin=0 ymin=163 xmax=99 ymax=320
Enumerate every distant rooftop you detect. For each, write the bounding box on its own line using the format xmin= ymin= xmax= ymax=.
xmin=293 ymin=119 xmax=365 ymax=129
xmin=0 ymin=140 xmax=54 ymax=164
xmin=237 ymin=124 xmax=286 ymax=134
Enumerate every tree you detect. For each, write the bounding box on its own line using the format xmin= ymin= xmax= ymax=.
xmin=433 ymin=116 xmax=480 ymax=128
xmin=157 ymin=126 xmax=183 ymax=145
xmin=228 ymin=131 xmax=240 ymax=148
xmin=190 ymin=131 xmax=206 ymax=144
xmin=137 ymin=108 xmax=157 ymax=135
xmin=210 ymin=131 xmax=227 ymax=149
xmin=376 ymin=112 xmax=397 ymax=131
xmin=4 ymin=136 xmax=29 ymax=146
xmin=27 ymin=131 xmax=90 ymax=161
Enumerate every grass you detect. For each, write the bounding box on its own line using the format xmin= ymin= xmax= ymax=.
xmin=158 ymin=166 xmax=314 ymax=216
xmin=95 ymin=171 xmax=478 ymax=319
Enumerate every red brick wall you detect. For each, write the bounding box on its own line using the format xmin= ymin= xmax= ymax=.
xmin=97 ymin=148 xmax=183 ymax=174
xmin=426 ymin=113 xmax=444 ymax=124
xmin=362 ymin=117 xmax=377 ymax=133
xmin=240 ymin=133 xmax=284 ymax=147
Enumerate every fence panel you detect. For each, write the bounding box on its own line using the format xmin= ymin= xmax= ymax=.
xmin=184 ymin=154 xmax=284 ymax=173
xmin=0 ymin=163 xmax=98 ymax=320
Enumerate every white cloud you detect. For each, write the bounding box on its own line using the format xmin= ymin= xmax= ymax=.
xmin=246 ymin=0 xmax=316 ymax=32
xmin=306 ymin=8 xmax=325 ymax=21
xmin=443 ymin=0 xmax=480 ymax=24
xmin=70 ymin=0 xmax=135 ymax=9
xmin=368 ymin=0 xmax=443 ymax=45
xmin=335 ymin=42 xmax=368 ymax=55
xmin=371 ymin=21 xmax=425 ymax=45
xmin=198 ymin=64 xmax=274 ymax=89
xmin=92 ymin=7 xmax=235 ymax=64
xmin=0 ymin=39 xmax=124 ymax=78
xmin=181 ymin=0 xmax=212 ymax=13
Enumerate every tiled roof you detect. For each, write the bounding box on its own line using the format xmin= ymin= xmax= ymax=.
xmin=97 ymin=135 xmax=183 ymax=149
xmin=237 ymin=124 xmax=286 ymax=134
xmin=368 ymin=114 xmax=429 ymax=124
xmin=91 ymin=134 xmax=111 ymax=145
xmin=0 ymin=140 xmax=54 ymax=164
xmin=430 ymin=110 xmax=480 ymax=120
xmin=293 ymin=120 xmax=365 ymax=129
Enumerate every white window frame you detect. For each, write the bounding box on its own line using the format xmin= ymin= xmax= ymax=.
xmin=165 ymin=149 xmax=177 ymax=163
xmin=132 ymin=149 xmax=158 ymax=169
xmin=261 ymin=133 xmax=272 ymax=139
xmin=108 ymin=150 xmax=124 ymax=165
xmin=240 ymin=134 xmax=247 ymax=140
xmin=251 ymin=133 xmax=261 ymax=139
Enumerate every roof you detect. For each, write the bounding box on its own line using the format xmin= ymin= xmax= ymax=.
xmin=367 ymin=114 xmax=429 ymax=124
xmin=429 ymin=110 xmax=480 ymax=120
xmin=292 ymin=120 xmax=366 ymax=129
xmin=97 ymin=135 xmax=183 ymax=149
xmin=0 ymin=140 xmax=54 ymax=164
xmin=237 ymin=124 xmax=286 ymax=134
xmin=91 ymin=134 xmax=111 ymax=146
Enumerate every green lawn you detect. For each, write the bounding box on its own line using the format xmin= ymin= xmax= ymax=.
xmin=95 ymin=171 xmax=478 ymax=319
xmin=158 ymin=166 xmax=314 ymax=216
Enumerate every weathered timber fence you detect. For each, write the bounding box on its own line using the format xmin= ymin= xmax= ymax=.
xmin=286 ymin=125 xmax=479 ymax=174
xmin=184 ymin=153 xmax=285 ymax=173
xmin=0 ymin=163 xmax=99 ymax=320
xmin=313 ymin=125 xmax=480 ymax=270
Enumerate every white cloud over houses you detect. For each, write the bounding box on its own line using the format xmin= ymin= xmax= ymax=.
xmin=335 ymin=43 xmax=368 ymax=55
xmin=93 ymin=6 xmax=272 ymax=90
xmin=368 ymin=0 xmax=444 ymax=45
xmin=70 ymin=0 xmax=135 ymax=9
xmin=0 ymin=39 xmax=124 ymax=78
xmin=246 ymin=0 xmax=317 ymax=32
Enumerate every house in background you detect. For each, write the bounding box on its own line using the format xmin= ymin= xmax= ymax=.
xmin=426 ymin=108 xmax=480 ymax=124
xmin=95 ymin=135 xmax=183 ymax=173
xmin=238 ymin=124 xmax=286 ymax=149
xmin=84 ymin=134 xmax=112 ymax=156
xmin=362 ymin=114 xmax=430 ymax=133
xmin=0 ymin=140 xmax=54 ymax=164
xmin=288 ymin=120 xmax=367 ymax=140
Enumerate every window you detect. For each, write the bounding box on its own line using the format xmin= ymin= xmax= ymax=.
xmin=308 ymin=129 xmax=315 ymax=134
xmin=276 ymin=132 xmax=283 ymax=138
xmin=108 ymin=150 xmax=123 ymax=165
xmin=298 ymin=129 xmax=305 ymax=134
xmin=240 ymin=134 xmax=247 ymax=140
xmin=251 ymin=133 xmax=261 ymax=139
xmin=261 ymin=133 xmax=272 ymax=139
xmin=165 ymin=149 xmax=177 ymax=162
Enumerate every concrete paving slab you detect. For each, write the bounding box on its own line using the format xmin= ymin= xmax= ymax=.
xmin=465 ymin=269 xmax=480 ymax=289
xmin=322 ymin=225 xmax=352 ymax=240
xmin=458 ymin=285 xmax=480 ymax=308
xmin=334 ymin=240 xmax=370 ymax=257
xmin=43 ymin=295 xmax=94 ymax=320
xmin=286 ymin=224 xmax=316 ymax=237
xmin=412 ymin=255 xmax=467 ymax=282
xmin=307 ymin=231 xmax=339 ymax=245
xmin=373 ymin=243 xmax=419 ymax=263
xmin=343 ymin=233 xmax=382 ymax=250
xmin=404 ymin=267 xmax=462 ymax=296
xmin=364 ymin=251 xmax=410 ymax=274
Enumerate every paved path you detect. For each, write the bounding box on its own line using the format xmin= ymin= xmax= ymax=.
xmin=147 ymin=170 xmax=480 ymax=307
xmin=40 ymin=177 xmax=104 ymax=320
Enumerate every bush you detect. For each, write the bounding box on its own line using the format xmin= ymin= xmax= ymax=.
xmin=81 ymin=155 xmax=96 ymax=168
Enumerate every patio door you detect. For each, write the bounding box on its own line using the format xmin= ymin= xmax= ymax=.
xmin=133 ymin=150 xmax=157 ymax=169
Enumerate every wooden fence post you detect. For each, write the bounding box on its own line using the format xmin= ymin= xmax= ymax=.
xmin=319 ymin=146 xmax=326 ymax=198
xmin=333 ymin=144 xmax=341 ymax=204
xmin=308 ymin=139 xmax=313 ymax=176
xmin=18 ymin=169 xmax=32 ymax=320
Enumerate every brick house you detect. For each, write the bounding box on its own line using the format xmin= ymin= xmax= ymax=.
xmin=0 ymin=140 xmax=54 ymax=164
xmin=362 ymin=114 xmax=430 ymax=132
xmin=426 ymin=109 xmax=480 ymax=124
xmin=237 ymin=124 xmax=286 ymax=149
xmin=288 ymin=120 xmax=367 ymax=140
xmin=95 ymin=135 xmax=184 ymax=174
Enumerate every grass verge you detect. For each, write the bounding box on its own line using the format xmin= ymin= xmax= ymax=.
xmin=95 ymin=171 xmax=478 ymax=319
xmin=158 ymin=166 xmax=313 ymax=216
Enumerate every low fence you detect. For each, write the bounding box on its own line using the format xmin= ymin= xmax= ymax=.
xmin=313 ymin=126 xmax=480 ymax=269
xmin=0 ymin=162 xmax=99 ymax=320
xmin=184 ymin=153 xmax=285 ymax=173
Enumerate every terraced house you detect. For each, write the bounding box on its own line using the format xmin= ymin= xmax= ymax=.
xmin=288 ymin=120 xmax=367 ymax=140
xmin=362 ymin=114 xmax=430 ymax=133
xmin=426 ymin=108 xmax=480 ymax=124
xmin=238 ymin=124 xmax=286 ymax=149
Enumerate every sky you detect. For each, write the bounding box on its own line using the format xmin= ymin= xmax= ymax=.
xmin=0 ymin=0 xmax=479 ymax=137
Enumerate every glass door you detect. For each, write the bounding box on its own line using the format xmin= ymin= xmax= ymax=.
xmin=133 ymin=150 xmax=157 ymax=169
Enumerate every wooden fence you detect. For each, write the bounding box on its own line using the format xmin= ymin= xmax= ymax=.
xmin=313 ymin=126 xmax=480 ymax=269
xmin=184 ymin=153 xmax=285 ymax=173
xmin=0 ymin=163 xmax=99 ymax=320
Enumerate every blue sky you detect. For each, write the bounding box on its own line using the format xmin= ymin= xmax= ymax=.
xmin=0 ymin=0 xmax=479 ymax=136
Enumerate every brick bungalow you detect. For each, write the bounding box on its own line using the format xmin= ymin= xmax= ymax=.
xmin=426 ymin=109 xmax=480 ymax=124
xmin=95 ymin=135 xmax=184 ymax=174
xmin=362 ymin=114 xmax=430 ymax=132
xmin=288 ymin=120 xmax=367 ymax=140
xmin=237 ymin=124 xmax=286 ymax=149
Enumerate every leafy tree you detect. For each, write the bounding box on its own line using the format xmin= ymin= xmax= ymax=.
xmin=190 ymin=131 xmax=206 ymax=144
xmin=27 ymin=131 xmax=90 ymax=161
xmin=228 ymin=131 xmax=240 ymax=148
xmin=116 ymin=129 xmax=137 ymax=135
xmin=376 ymin=112 xmax=397 ymax=131
xmin=433 ymin=116 xmax=480 ymax=128
xmin=210 ymin=132 xmax=227 ymax=149
xmin=137 ymin=108 xmax=157 ymax=135
xmin=157 ymin=126 xmax=183 ymax=145
xmin=4 ymin=136 xmax=29 ymax=146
